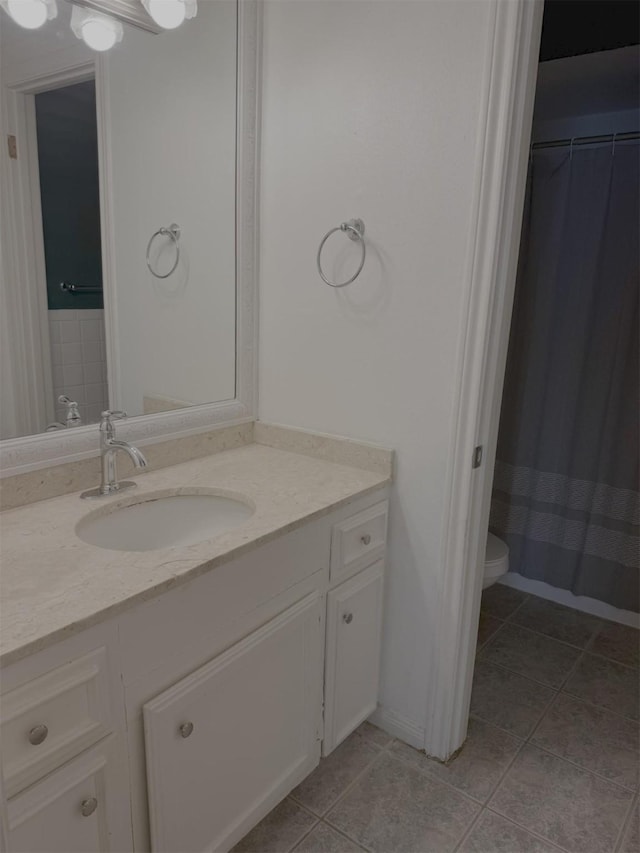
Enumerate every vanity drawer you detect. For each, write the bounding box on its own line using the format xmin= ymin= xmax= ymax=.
xmin=1 ymin=648 xmax=113 ymax=798
xmin=330 ymin=500 xmax=388 ymax=585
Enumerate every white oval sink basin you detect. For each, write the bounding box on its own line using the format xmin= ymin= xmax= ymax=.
xmin=76 ymin=491 xmax=254 ymax=552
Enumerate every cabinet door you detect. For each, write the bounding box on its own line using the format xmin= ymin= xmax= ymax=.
xmin=5 ymin=737 xmax=132 ymax=853
xmin=143 ymin=593 xmax=323 ymax=853
xmin=323 ymin=561 xmax=384 ymax=756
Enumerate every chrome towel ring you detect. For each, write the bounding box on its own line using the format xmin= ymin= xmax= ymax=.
xmin=317 ymin=218 xmax=366 ymax=287
xmin=146 ymin=223 xmax=181 ymax=279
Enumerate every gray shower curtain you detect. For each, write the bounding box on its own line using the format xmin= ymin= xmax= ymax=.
xmin=490 ymin=140 xmax=639 ymax=612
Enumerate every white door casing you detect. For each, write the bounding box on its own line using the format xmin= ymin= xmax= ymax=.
xmin=424 ymin=0 xmax=544 ymax=759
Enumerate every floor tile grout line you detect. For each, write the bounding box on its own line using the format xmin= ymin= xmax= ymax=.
xmin=485 ymin=593 xmax=638 ymax=664
xmin=558 ymin=645 xmax=640 ymax=722
xmin=319 ymin=818 xmax=371 ymax=852
xmin=383 ymin=742 xmax=488 ymax=809
xmin=508 ymin=596 xmax=604 ymax=629
xmin=583 ymin=623 xmax=601 ymax=654
xmin=480 ymin=732 xmax=528 ymax=808
xmin=392 ymin=762 xmax=485 ymax=808
xmin=523 ymin=740 xmax=639 ymax=795
xmin=581 ymin=648 xmax=640 ymax=672
xmin=451 ymin=802 xmax=487 ymax=853
xmin=475 ymin=621 xmax=638 ymax=850
xmin=482 ymin=805 xmax=572 ymax=853
xmin=551 ymin=683 xmax=639 ymax=724
xmin=483 ymin=732 xmax=537 ymax=816
xmin=286 ymin=813 xmax=321 ymax=853
xmin=519 ymin=658 xmax=639 ymax=795
xmin=476 ymin=632 xmax=635 ymax=849
xmin=478 ymin=620 xmax=640 ymax=673
xmin=476 ymin=618 xmax=509 ymax=654
xmin=502 ymin=592 xmax=531 ymax=621
xmin=452 ymin=711 xmax=537 ymax=853
xmin=476 ymin=651 xmax=638 ymax=724
xmin=388 ymin=721 xmax=541 ymax=814
xmin=614 ymin=790 xmax=638 ymax=853
xmin=476 ymin=620 xmax=505 ymax=652
xmin=524 ymin=683 xmax=563 ymax=745
xmin=287 ymin=796 xmax=325 ymax=821
xmin=489 ymin=617 xmax=602 ymax=653
xmin=468 ymin=699 xmax=553 ymax=742
xmin=302 ymin=741 xmax=393 ymax=821
xmin=287 ymin=813 xmax=370 ymax=853
xmin=474 ymin=653 xmax=574 ymax=692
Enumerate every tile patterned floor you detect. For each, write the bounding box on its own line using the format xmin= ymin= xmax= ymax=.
xmin=235 ymin=589 xmax=639 ymax=853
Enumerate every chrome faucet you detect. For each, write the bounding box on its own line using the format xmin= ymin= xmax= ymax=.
xmin=81 ymin=410 xmax=148 ymax=499
xmin=45 ymin=395 xmax=83 ymax=431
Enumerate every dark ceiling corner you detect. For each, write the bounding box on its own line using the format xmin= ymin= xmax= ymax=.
xmin=540 ymin=0 xmax=640 ymax=62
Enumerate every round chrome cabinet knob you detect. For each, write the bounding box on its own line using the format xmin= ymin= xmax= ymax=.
xmin=342 ymin=612 xmax=354 ymax=624
xmin=361 ymin=534 xmax=371 ymax=546
xmin=81 ymin=797 xmax=98 ymax=817
xmin=28 ymin=724 xmax=48 ymax=746
xmin=179 ymin=721 xmax=194 ymax=738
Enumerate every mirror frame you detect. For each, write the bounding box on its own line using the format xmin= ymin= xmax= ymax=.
xmin=0 ymin=0 xmax=259 ymax=477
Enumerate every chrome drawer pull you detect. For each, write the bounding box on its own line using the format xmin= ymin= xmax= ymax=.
xmin=179 ymin=721 xmax=194 ymax=738
xmin=28 ymin=724 xmax=48 ymax=746
xmin=360 ymin=534 xmax=371 ymax=546
xmin=81 ymin=797 xmax=98 ymax=817
xmin=343 ymin=612 xmax=354 ymax=624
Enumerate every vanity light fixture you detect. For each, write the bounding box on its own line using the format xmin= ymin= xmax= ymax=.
xmin=70 ymin=3 xmax=123 ymax=51
xmin=0 ymin=0 xmax=57 ymax=29
xmin=141 ymin=0 xmax=196 ymax=30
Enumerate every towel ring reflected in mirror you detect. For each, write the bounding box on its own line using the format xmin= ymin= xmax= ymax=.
xmin=317 ymin=218 xmax=366 ymax=287
xmin=146 ymin=223 xmax=181 ymax=279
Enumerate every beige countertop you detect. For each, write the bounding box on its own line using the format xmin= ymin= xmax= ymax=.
xmin=0 ymin=443 xmax=390 ymax=666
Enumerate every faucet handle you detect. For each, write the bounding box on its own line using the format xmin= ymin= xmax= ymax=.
xmin=99 ymin=410 xmax=127 ymax=434
xmin=100 ymin=410 xmax=127 ymax=422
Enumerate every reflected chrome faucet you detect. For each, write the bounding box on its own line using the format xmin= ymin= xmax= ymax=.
xmin=81 ymin=410 xmax=148 ymax=499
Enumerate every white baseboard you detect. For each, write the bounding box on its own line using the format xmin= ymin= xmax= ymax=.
xmin=499 ymin=573 xmax=640 ymax=629
xmin=368 ymin=705 xmax=425 ymax=750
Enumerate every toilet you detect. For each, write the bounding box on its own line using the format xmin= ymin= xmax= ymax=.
xmin=483 ymin=532 xmax=509 ymax=589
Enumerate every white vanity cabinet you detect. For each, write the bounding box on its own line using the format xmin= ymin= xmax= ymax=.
xmin=323 ymin=561 xmax=385 ymax=755
xmin=323 ymin=500 xmax=388 ymax=755
xmin=0 ymin=625 xmax=133 ymax=853
xmin=143 ymin=593 xmax=323 ymax=853
xmin=0 ymin=488 xmax=389 ymax=853
xmin=5 ymin=737 xmax=131 ymax=853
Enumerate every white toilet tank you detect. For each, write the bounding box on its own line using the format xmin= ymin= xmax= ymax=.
xmin=483 ymin=533 xmax=509 ymax=589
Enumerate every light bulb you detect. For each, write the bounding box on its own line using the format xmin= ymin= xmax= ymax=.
xmin=80 ymin=18 xmax=117 ymax=50
xmin=4 ymin=0 xmax=55 ymax=29
xmin=142 ymin=0 xmax=196 ymax=30
xmin=147 ymin=0 xmax=185 ymax=29
xmin=70 ymin=5 xmax=122 ymax=52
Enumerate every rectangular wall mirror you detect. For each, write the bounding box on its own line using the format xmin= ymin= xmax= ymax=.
xmin=0 ymin=0 xmax=256 ymax=459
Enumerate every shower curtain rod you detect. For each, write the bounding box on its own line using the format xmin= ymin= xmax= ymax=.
xmin=532 ymin=130 xmax=640 ymax=151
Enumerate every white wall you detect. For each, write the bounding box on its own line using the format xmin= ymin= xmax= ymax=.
xmin=106 ymin=0 xmax=236 ymax=415
xmin=258 ymin=0 xmax=496 ymax=746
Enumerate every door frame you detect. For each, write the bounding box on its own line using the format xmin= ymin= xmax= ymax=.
xmin=424 ymin=0 xmax=544 ymax=759
xmin=3 ymin=60 xmax=100 ymax=430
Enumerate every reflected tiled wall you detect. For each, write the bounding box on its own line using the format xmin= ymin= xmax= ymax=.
xmin=49 ymin=309 xmax=108 ymax=426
